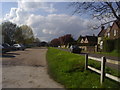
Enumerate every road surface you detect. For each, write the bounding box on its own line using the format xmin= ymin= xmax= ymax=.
xmin=2 ymin=47 xmax=64 ymax=88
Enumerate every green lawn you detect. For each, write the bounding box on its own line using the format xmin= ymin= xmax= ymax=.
xmin=46 ymin=47 xmax=120 ymax=88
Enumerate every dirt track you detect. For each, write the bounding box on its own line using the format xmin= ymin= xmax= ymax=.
xmin=2 ymin=47 xmax=63 ymax=88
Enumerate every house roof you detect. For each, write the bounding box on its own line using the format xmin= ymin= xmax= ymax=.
xmin=114 ymin=20 xmax=120 ymax=28
xmin=86 ymin=36 xmax=97 ymax=42
xmin=98 ymin=29 xmax=106 ymax=37
xmin=81 ymin=37 xmax=86 ymax=40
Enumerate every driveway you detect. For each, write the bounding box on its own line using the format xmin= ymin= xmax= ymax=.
xmin=2 ymin=47 xmax=64 ymax=88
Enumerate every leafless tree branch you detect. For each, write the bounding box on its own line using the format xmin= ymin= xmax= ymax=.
xmin=69 ymin=2 xmax=120 ymax=29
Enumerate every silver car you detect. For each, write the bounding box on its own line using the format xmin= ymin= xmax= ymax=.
xmin=13 ymin=44 xmax=25 ymax=51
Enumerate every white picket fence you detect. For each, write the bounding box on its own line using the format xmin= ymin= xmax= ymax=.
xmin=85 ymin=54 xmax=120 ymax=84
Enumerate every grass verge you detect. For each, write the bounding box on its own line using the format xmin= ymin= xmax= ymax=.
xmin=47 ymin=47 xmax=120 ymax=88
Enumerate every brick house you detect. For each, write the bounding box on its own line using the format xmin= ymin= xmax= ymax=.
xmin=97 ymin=20 xmax=120 ymax=50
xmin=109 ymin=20 xmax=120 ymax=39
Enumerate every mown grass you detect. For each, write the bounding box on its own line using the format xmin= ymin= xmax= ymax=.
xmin=46 ymin=47 xmax=120 ymax=88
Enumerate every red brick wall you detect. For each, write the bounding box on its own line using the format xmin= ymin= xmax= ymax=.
xmin=110 ymin=22 xmax=120 ymax=39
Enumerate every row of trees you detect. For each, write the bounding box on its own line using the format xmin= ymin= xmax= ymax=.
xmin=0 ymin=21 xmax=37 ymax=45
xmin=50 ymin=34 xmax=75 ymax=47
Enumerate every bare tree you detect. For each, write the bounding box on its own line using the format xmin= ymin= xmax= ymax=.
xmin=69 ymin=2 xmax=120 ymax=29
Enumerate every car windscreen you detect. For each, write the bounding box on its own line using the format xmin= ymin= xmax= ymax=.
xmin=2 ymin=44 xmax=9 ymax=47
xmin=14 ymin=45 xmax=18 ymax=46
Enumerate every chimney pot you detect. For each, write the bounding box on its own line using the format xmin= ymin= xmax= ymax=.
xmin=101 ymin=26 xmax=105 ymax=30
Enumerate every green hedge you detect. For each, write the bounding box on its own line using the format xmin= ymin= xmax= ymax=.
xmin=103 ymin=38 xmax=120 ymax=52
xmin=114 ymin=38 xmax=120 ymax=53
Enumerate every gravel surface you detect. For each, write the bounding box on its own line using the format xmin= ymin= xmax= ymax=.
xmin=2 ymin=47 xmax=64 ymax=88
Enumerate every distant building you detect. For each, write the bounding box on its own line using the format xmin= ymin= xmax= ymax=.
xmin=109 ymin=20 xmax=120 ymax=39
xmin=40 ymin=41 xmax=48 ymax=47
xmin=78 ymin=35 xmax=97 ymax=52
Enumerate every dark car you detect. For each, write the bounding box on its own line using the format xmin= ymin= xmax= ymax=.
xmin=2 ymin=43 xmax=12 ymax=53
xmin=0 ymin=44 xmax=4 ymax=53
xmin=13 ymin=44 xmax=25 ymax=50
xmin=70 ymin=45 xmax=82 ymax=54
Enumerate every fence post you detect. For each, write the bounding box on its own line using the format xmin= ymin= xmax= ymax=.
xmin=85 ymin=54 xmax=88 ymax=70
xmin=100 ymin=56 xmax=106 ymax=84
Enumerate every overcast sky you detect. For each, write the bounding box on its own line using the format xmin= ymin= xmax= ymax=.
xmin=1 ymin=0 xmax=105 ymax=42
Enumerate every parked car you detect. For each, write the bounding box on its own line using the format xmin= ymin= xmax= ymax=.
xmin=70 ymin=45 xmax=82 ymax=54
xmin=0 ymin=43 xmax=12 ymax=53
xmin=0 ymin=44 xmax=3 ymax=53
xmin=3 ymin=43 xmax=17 ymax=51
xmin=2 ymin=43 xmax=12 ymax=53
xmin=13 ymin=44 xmax=25 ymax=50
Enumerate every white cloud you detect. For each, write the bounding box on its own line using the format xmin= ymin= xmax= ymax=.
xmin=18 ymin=0 xmax=57 ymax=13
xmin=3 ymin=1 xmax=100 ymax=41
xmin=26 ymin=14 xmax=99 ymax=41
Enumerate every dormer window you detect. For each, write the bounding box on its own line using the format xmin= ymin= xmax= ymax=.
xmin=114 ymin=29 xmax=117 ymax=36
xmin=85 ymin=38 xmax=88 ymax=43
xmin=80 ymin=39 xmax=84 ymax=43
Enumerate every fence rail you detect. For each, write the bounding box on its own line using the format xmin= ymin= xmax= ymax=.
xmin=88 ymin=56 xmax=120 ymax=65
xmin=85 ymin=54 xmax=120 ymax=84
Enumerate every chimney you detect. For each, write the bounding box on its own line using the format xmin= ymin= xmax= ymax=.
xmin=101 ymin=26 xmax=105 ymax=30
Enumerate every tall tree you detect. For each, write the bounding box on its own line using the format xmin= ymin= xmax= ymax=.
xmin=51 ymin=34 xmax=75 ymax=47
xmin=51 ymin=38 xmax=61 ymax=47
xmin=14 ymin=27 xmax=24 ymax=44
xmin=20 ymin=25 xmax=35 ymax=44
xmin=2 ymin=22 xmax=18 ymax=45
xmin=70 ymin=2 xmax=120 ymax=28
xmin=63 ymin=34 xmax=74 ymax=46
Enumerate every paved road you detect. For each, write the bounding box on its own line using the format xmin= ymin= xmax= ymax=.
xmin=2 ymin=47 xmax=64 ymax=88
xmin=57 ymin=48 xmax=120 ymax=71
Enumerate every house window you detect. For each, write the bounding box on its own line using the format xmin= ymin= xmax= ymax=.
xmin=100 ymin=41 xmax=103 ymax=49
xmin=81 ymin=39 xmax=84 ymax=43
xmin=114 ymin=29 xmax=117 ymax=36
xmin=85 ymin=38 xmax=88 ymax=43
xmin=107 ymin=32 xmax=110 ymax=38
